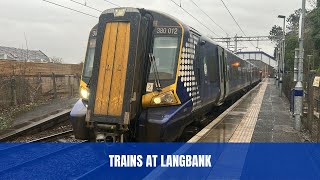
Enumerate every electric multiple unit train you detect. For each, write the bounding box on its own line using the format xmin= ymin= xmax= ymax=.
xmin=70 ymin=7 xmax=261 ymax=142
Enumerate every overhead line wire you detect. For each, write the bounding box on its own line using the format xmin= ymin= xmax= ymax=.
xmin=70 ymin=0 xmax=103 ymax=12
xmin=169 ymin=0 xmax=221 ymax=37
xmin=189 ymin=0 xmax=229 ymax=36
xmin=103 ymin=0 xmax=120 ymax=7
xmin=43 ymin=0 xmax=98 ymax=18
xmin=219 ymin=0 xmax=256 ymax=48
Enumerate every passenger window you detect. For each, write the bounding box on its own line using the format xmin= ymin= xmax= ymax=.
xmin=225 ymin=57 xmax=229 ymax=81
xmin=207 ymin=55 xmax=215 ymax=82
xmin=203 ymin=57 xmax=208 ymax=76
xmin=227 ymin=65 xmax=230 ymax=81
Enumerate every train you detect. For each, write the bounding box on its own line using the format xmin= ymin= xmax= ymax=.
xmin=70 ymin=7 xmax=262 ymax=142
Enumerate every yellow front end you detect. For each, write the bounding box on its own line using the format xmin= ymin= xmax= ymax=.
xmin=142 ymin=23 xmax=184 ymax=108
xmin=142 ymin=84 xmax=181 ymax=108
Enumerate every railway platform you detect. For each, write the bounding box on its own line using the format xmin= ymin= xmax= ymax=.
xmin=189 ymin=78 xmax=303 ymax=143
xmin=146 ymin=79 xmax=306 ymax=179
xmin=0 ymin=98 xmax=77 ymax=141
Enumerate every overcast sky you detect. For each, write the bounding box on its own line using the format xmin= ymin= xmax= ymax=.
xmin=0 ymin=0 xmax=313 ymax=64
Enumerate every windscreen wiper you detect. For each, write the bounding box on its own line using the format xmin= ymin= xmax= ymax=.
xmin=148 ymin=53 xmax=162 ymax=91
xmin=86 ymin=77 xmax=92 ymax=88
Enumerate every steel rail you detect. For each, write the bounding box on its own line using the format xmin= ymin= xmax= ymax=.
xmin=30 ymin=130 xmax=74 ymax=142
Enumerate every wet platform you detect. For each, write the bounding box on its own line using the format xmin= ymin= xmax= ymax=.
xmin=146 ymin=79 xmax=304 ymax=180
xmin=0 ymin=98 xmax=77 ymax=140
xmin=189 ymin=78 xmax=302 ymax=143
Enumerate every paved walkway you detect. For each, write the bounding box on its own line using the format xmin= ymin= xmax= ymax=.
xmin=148 ymin=79 xmax=303 ymax=180
xmin=194 ymin=78 xmax=302 ymax=143
xmin=192 ymin=79 xmax=302 ymax=179
xmin=251 ymin=79 xmax=301 ymax=142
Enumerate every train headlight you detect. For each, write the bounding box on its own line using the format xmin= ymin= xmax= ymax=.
xmin=153 ymin=97 xmax=162 ymax=104
xmin=80 ymin=88 xmax=90 ymax=100
xmin=152 ymin=91 xmax=177 ymax=105
xmin=114 ymin=8 xmax=126 ymax=17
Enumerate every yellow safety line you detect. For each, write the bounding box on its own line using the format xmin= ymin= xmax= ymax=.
xmin=188 ymin=80 xmax=263 ymax=143
xmin=229 ymin=79 xmax=268 ymax=142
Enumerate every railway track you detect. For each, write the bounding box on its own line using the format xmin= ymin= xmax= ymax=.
xmin=0 ymin=110 xmax=75 ymax=142
xmin=29 ymin=130 xmax=74 ymax=142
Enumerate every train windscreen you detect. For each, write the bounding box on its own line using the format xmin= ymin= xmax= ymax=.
xmin=149 ymin=36 xmax=179 ymax=80
xmin=82 ymin=38 xmax=96 ymax=83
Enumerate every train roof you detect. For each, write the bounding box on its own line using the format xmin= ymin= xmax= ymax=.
xmin=99 ymin=7 xmax=259 ymax=70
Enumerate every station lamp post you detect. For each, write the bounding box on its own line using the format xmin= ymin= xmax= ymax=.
xmin=278 ymin=15 xmax=286 ymax=97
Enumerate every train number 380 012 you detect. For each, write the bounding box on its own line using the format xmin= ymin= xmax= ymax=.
xmin=156 ymin=27 xmax=178 ymax=35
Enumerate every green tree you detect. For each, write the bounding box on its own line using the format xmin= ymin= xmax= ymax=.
xmin=269 ymin=7 xmax=320 ymax=72
xmin=309 ymin=8 xmax=320 ymax=50
xmin=269 ymin=25 xmax=283 ymax=43
xmin=286 ymin=9 xmax=302 ymax=33
xmin=284 ymin=33 xmax=299 ymax=71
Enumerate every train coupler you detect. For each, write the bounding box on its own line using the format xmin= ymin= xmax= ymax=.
xmin=95 ymin=133 xmax=125 ymax=142
xmin=94 ymin=124 xmax=128 ymax=142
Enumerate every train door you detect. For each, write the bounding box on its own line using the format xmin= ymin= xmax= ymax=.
xmin=93 ymin=22 xmax=131 ymax=117
xmin=217 ymin=46 xmax=226 ymax=105
xmin=199 ymin=38 xmax=210 ymax=105
xmin=224 ymin=53 xmax=229 ymax=97
xmin=92 ymin=15 xmax=152 ymax=119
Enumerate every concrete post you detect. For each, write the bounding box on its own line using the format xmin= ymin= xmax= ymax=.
xmin=280 ymin=15 xmax=286 ymax=97
xmin=276 ymin=45 xmax=280 ymax=87
xmin=282 ymin=16 xmax=286 ymax=74
xmin=279 ymin=41 xmax=283 ymax=97
xmin=52 ymin=73 xmax=57 ymax=99
xmin=294 ymin=49 xmax=299 ymax=82
xmin=294 ymin=81 xmax=303 ymax=130
xmin=294 ymin=0 xmax=306 ymax=131
xmin=11 ymin=76 xmax=17 ymax=106
xmin=278 ymin=43 xmax=282 ymax=88
xmin=275 ymin=47 xmax=278 ymax=85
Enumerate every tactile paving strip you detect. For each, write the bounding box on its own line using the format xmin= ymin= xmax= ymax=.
xmin=229 ymin=79 xmax=268 ymax=142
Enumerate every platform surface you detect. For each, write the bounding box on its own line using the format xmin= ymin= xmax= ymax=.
xmin=0 ymin=97 xmax=77 ymax=138
xmin=196 ymin=78 xmax=302 ymax=143
xmin=146 ymin=79 xmax=305 ymax=180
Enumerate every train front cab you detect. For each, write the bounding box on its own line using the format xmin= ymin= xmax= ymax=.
xmin=70 ymin=25 xmax=97 ymax=140
xmin=71 ymin=8 xmax=189 ymax=142
xmin=85 ymin=8 xmax=155 ymax=142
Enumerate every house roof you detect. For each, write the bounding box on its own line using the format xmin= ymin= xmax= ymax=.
xmin=0 ymin=45 xmax=50 ymax=62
